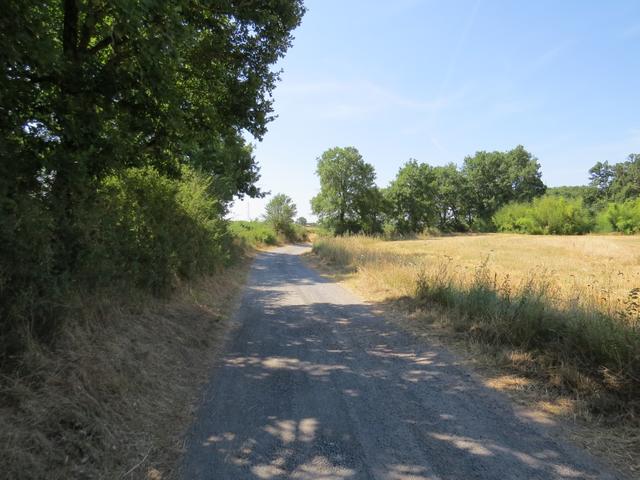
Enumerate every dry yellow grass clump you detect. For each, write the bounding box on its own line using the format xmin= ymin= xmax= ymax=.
xmin=0 ymin=260 xmax=250 ymax=480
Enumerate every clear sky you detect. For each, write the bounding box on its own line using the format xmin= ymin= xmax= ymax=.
xmin=230 ymin=0 xmax=640 ymax=221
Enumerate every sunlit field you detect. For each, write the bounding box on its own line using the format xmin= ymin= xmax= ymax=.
xmin=313 ymin=233 xmax=640 ymax=417
xmin=315 ymin=234 xmax=640 ymax=314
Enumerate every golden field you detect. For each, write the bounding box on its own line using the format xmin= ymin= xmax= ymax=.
xmin=314 ymin=234 xmax=640 ymax=316
xmin=312 ymin=233 xmax=640 ymax=476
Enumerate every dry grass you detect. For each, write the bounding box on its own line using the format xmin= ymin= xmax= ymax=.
xmin=316 ymin=234 xmax=640 ymax=312
xmin=310 ymin=233 xmax=640 ymax=477
xmin=0 ymin=258 xmax=251 ymax=480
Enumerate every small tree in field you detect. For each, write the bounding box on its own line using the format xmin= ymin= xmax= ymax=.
xmin=296 ymin=216 xmax=308 ymax=226
xmin=265 ymin=194 xmax=297 ymax=234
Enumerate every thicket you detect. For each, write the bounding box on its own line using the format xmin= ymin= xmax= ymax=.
xmin=0 ymin=2 xmax=304 ymax=358
xmin=602 ymin=198 xmax=640 ymax=234
xmin=493 ymin=196 xmax=593 ymax=234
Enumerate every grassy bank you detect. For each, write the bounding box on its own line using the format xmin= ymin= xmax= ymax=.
xmin=312 ymin=234 xmax=640 ymax=473
xmin=312 ymin=235 xmax=640 ymax=412
xmin=0 ymin=258 xmax=251 ymax=480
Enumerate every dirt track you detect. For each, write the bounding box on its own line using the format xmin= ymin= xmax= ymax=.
xmin=180 ymin=244 xmax=624 ymax=480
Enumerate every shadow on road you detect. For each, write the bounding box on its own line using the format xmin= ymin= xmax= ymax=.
xmin=180 ymin=249 xmax=618 ymax=480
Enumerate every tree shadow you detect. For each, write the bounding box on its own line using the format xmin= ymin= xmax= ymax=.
xmin=180 ymin=251 xmax=620 ymax=479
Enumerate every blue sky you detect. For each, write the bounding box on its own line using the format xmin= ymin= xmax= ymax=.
xmin=230 ymin=0 xmax=640 ymax=221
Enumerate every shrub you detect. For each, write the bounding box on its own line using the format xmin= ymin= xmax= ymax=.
xmin=0 ymin=166 xmax=232 ymax=357
xmin=603 ymin=199 xmax=640 ymax=234
xmin=80 ymin=166 xmax=230 ymax=293
xmin=0 ymin=193 xmax=57 ymax=354
xmin=229 ymin=221 xmax=279 ymax=247
xmin=494 ymin=196 xmax=593 ymax=234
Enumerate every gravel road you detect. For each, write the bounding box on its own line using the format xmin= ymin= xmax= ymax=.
xmin=180 ymin=245 xmax=624 ymax=480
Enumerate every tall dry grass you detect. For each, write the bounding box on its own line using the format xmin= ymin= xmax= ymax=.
xmin=0 ymin=260 xmax=250 ymax=480
xmin=313 ymin=234 xmax=640 ymax=414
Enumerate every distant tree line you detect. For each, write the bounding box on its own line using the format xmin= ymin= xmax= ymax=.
xmin=311 ymin=147 xmax=640 ymax=236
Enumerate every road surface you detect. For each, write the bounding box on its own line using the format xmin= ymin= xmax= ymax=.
xmin=181 ymin=245 xmax=622 ymax=480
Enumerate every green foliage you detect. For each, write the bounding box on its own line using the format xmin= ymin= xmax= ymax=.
xmin=384 ymin=160 xmax=438 ymax=234
xmin=230 ymin=219 xmax=308 ymax=246
xmin=379 ymin=146 xmax=544 ymax=235
xmin=589 ymin=155 xmax=640 ymax=205
xmin=84 ymin=166 xmax=230 ymax=293
xmin=546 ymin=185 xmax=594 ymax=200
xmin=296 ymin=217 xmax=308 ymax=226
xmin=264 ymin=193 xmax=297 ymax=235
xmin=463 ymin=145 xmax=546 ymax=226
xmin=432 ymin=164 xmax=471 ymax=231
xmin=229 ymin=221 xmax=279 ymax=247
xmin=494 ymin=196 xmax=594 ymax=234
xmin=0 ymin=1 xmax=304 ymax=356
xmin=602 ymin=199 xmax=640 ymax=234
xmin=311 ymin=147 xmax=383 ymax=235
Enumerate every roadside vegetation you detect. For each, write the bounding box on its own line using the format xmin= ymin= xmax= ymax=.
xmin=230 ymin=193 xmax=308 ymax=248
xmin=309 ymin=149 xmax=640 ymax=408
xmin=1 ymin=2 xmax=304 ymax=478
xmin=312 ymin=233 xmax=640 ymax=471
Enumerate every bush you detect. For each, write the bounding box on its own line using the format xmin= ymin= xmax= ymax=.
xmin=603 ymin=199 xmax=640 ymax=234
xmin=494 ymin=196 xmax=593 ymax=234
xmin=0 ymin=193 xmax=57 ymax=354
xmin=0 ymin=166 xmax=232 ymax=357
xmin=229 ymin=221 xmax=279 ymax=247
xmin=79 ymin=166 xmax=230 ymax=293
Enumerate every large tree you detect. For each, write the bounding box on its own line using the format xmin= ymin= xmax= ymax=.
xmin=432 ymin=163 xmax=471 ymax=231
xmin=385 ymin=160 xmax=438 ymax=234
xmin=462 ymin=145 xmax=546 ymax=225
xmin=0 ymin=0 xmax=305 ymax=265
xmin=311 ymin=147 xmax=382 ymax=234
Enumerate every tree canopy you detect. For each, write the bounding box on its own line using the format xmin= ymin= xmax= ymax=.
xmin=311 ymin=147 xmax=381 ymax=234
xmin=462 ymin=145 xmax=546 ymax=224
xmin=589 ymin=154 xmax=640 ymax=205
xmin=0 ymin=0 xmax=305 ymax=354
xmin=265 ymin=193 xmax=297 ymax=234
xmin=385 ymin=160 xmax=438 ymax=234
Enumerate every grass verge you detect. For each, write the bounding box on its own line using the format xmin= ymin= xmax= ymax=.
xmin=0 ymin=257 xmax=251 ymax=480
xmin=310 ymin=235 xmax=640 ymax=477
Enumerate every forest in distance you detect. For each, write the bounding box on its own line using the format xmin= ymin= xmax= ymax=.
xmin=309 ymin=145 xmax=640 ymax=237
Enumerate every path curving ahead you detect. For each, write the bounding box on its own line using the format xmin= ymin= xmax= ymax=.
xmin=180 ymin=245 xmax=623 ymax=480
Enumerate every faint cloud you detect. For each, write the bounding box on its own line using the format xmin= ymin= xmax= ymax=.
xmin=522 ymin=41 xmax=573 ymax=77
xmin=621 ymin=22 xmax=640 ymax=39
xmin=281 ymin=80 xmax=468 ymax=120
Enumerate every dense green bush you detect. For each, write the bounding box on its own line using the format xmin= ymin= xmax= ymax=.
xmin=230 ymin=220 xmax=308 ymax=246
xmin=494 ymin=196 xmax=593 ymax=234
xmin=80 ymin=166 xmax=231 ymax=293
xmin=230 ymin=221 xmax=279 ymax=247
xmin=0 ymin=166 xmax=232 ymax=356
xmin=0 ymin=193 xmax=57 ymax=353
xmin=602 ymin=199 xmax=640 ymax=234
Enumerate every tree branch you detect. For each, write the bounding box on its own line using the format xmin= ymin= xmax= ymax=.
xmin=63 ymin=0 xmax=79 ymax=59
